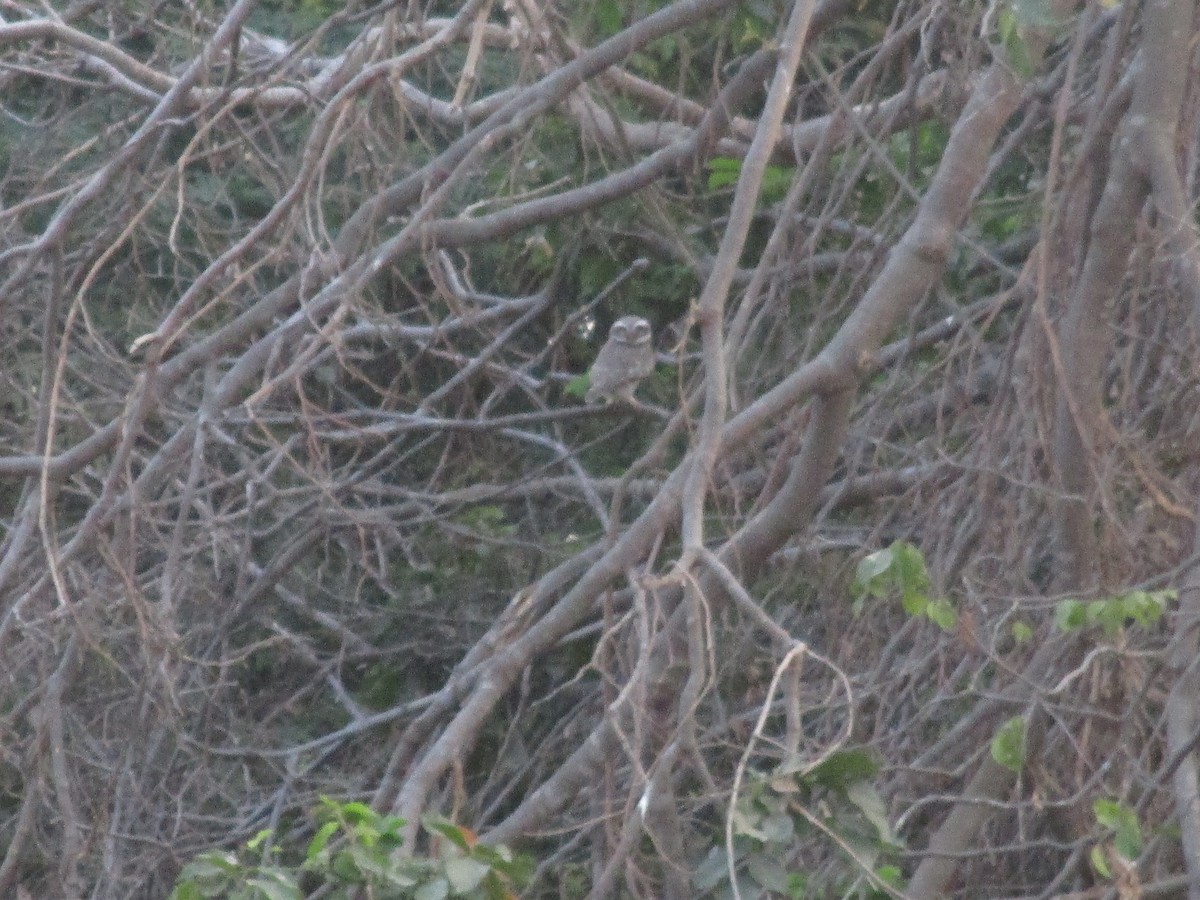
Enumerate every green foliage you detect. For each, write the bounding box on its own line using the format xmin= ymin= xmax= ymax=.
xmin=169 ymin=801 xmax=529 ymax=900
xmin=356 ymin=661 xmax=407 ymax=709
xmin=990 ymin=716 xmax=1026 ymax=772
xmin=996 ymin=5 xmax=1035 ymax=78
xmin=1091 ymin=799 xmax=1143 ymax=877
xmin=565 ymin=373 xmax=590 ymax=399
xmin=809 ymin=1 xmax=892 ymax=70
xmin=1053 ymin=590 xmax=1176 ymax=637
xmin=578 ymin=254 xmax=623 ymax=299
xmin=851 ymin=541 xmax=957 ymax=631
xmin=994 ymin=0 xmax=1071 ymax=78
xmin=171 ymin=843 xmax=301 ymax=900
xmin=592 ymin=0 xmax=623 ymax=37
xmin=801 ymin=748 xmax=880 ymax=791
xmin=255 ymin=0 xmax=347 ymax=36
xmin=1093 ymin=799 xmax=1142 ymax=859
xmin=730 ymin=1 xmax=778 ymax=51
xmin=820 ymin=120 xmax=951 ymax=235
xmin=695 ymin=749 xmax=901 ymax=898
xmin=454 ymin=505 xmax=513 ymax=538
xmin=520 ymin=228 xmax=557 ymax=278
xmin=974 ymin=191 xmax=1039 ymax=243
xmin=629 ymin=33 xmax=681 ymax=80
xmin=888 ymin=121 xmax=951 ymax=178
xmin=707 ymin=157 xmax=795 ymax=204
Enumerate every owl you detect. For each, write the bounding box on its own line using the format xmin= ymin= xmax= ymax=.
xmin=586 ymin=315 xmax=655 ymax=404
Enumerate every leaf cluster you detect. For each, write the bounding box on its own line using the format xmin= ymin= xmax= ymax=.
xmin=171 ymin=800 xmax=529 ymax=900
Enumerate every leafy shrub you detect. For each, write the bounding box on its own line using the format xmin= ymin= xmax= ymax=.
xmin=170 ymin=799 xmax=529 ymax=900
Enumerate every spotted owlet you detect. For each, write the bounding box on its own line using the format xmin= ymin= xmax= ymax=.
xmin=586 ymin=315 xmax=655 ymax=404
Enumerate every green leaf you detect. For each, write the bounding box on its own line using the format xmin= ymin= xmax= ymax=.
xmin=746 ymin=852 xmax=790 ymax=891
xmin=997 ymin=5 xmax=1016 ymax=43
xmin=847 ymin=782 xmax=895 ymax=845
xmin=1122 ymin=589 xmax=1173 ymax=627
xmin=1054 ymin=599 xmax=1086 ymax=631
xmin=1011 ymin=620 xmax=1033 ymax=643
xmin=377 ymin=814 xmax=408 ymax=838
xmin=1086 ymin=599 xmax=1126 ymax=637
xmin=1014 ymin=0 xmax=1062 ymax=31
xmin=709 ymin=157 xmax=741 ymax=172
xmin=565 ymin=373 xmax=590 ymax=399
xmin=246 ymin=829 xmax=274 ymax=852
xmin=201 ymin=851 xmax=242 ymax=873
xmin=995 ymin=2 xmax=1039 ymax=78
xmin=1114 ymin=823 xmax=1143 ymax=861
xmin=180 ymin=852 xmax=240 ymax=881
xmin=729 ymin=873 xmax=766 ymax=900
xmin=731 ymin=803 xmax=768 ymax=841
xmin=901 ymin=591 xmax=927 ymax=618
xmin=306 ymin=821 xmax=340 ymax=861
xmin=334 ymin=800 xmax=376 ymax=824
xmin=925 ymin=598 xmax=957 ymax=630
xmin=469 ymin=843 xmax=513 ymax=867
xmin=838 ymin=830 xmax=882 ymax=874
xmin=692 ymin=846 xmax=729 ymax=890
xmin=800 ymin=748 xmax=880 ymax=790
xmin=1057 ymin=589 xmax=1178 ymax=637
xmin=852 ymin=542 xmax=942 ymax=619
xmin=579 ymin=256 xmax=619 ymax=297
xmin=353 ymin=823 xmax=383 ymax=851
xmin=708 ymin=157 xmax=743 ymax=190
xmin=876 ymin=864 xmax=903 ymax=886
xmin=423 ymin=815 xmax=475 ymax=851
xmin=444 ymin=856 xmax=492 ymax=893
xmin=891 ymin=542 xmax=930 ymax=594
xmin=380 ymin=863 xmax=421 ymax=889
xmin=1003 ymin=28 xmax=1035 ymax=78
xmin=243 ymin=873 xmax=302 ymax=900
xmin=760 ymin=165 xmax=795 ymax=203
xmin=331 ymin=849 xmax=365 ymax=882
xmin=414 ymin=877 xmax=450 ymax=900
xmin=855 ymin=548 xmax=893 ymax=586
xmin=1094 ymin=799 xmax=1142 ymax=859
xmin=758 ymin=812 xmax=794 ymax=844
xmin=991 ymin=716 xmax=1026 ymax=771
xmin=1090 ymin=844 xmax=1112 ymax=879
xmin=347 ymin=842 xmax=392 ymax=880
xmin=594 ymin=0 xmax=621 ymax=35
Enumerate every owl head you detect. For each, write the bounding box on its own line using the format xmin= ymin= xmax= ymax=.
xmin=609 ymin=315 xmax=652 ymax=347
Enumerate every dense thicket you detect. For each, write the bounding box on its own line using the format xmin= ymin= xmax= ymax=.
xmin=1 ymin=0 xmax=1199 ymax=897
